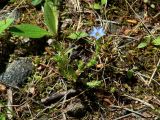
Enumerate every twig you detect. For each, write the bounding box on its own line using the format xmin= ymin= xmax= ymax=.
xmin=135 ymin=72 xmax=160 ymax=86
xmin=76 ymin=14 xmax=82 ymax=31
xmin=153 ymin=12 xmax=160 ymax=19
xmin=148 ymin=58 xmax=160 ymax=85
xmin=95 ymin=19 xmax=120 ymax=24
xmin=113 ymin=107 xmax=147 ymax=120
xmin=124 ymin=94 xmax=155 ymax=109
xmin=7 ymin=88 xmax=13 ymax=120
xmin=111 ymin=105 xmax=146 ymax=118
xmin=27 ymin=104 xmax=33 ymax=119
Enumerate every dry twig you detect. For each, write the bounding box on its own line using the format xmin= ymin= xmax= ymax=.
xmin=124 ymin=94 xmax=155 ymax=109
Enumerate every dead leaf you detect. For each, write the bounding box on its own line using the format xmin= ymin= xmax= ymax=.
xmin=96 ymin=63 xmax=104 ymax=68
xmin=124 ymin=29 xmax=139 ymax=35
xmin=0 ymin=84 xmax=6 ymax=91
xmin=126 ymin=19 xmax=138 ymax=24
xmin=28 ymin=87 xmax=35 ymax=95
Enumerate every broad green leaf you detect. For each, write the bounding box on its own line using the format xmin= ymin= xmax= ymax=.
xmin=44 ymin=1 xmax=58 ymax=35
xmin=101 ymin=0 xmax=107 ymax=5
xmin=31 ymin=0 xmax=43 ymax=6
xmin=68 ymin=31 xmax=88 ymax=40
xmin=0 ymin=18 xmax=14 ymax=34
xmin=137 ymin=42 xmax=148 ymax=48
xmin=152 ymin=36 xmax=160 ymax=46
xmin=92 ymin=3 xmax=101 ymax=10
xmin=86 ymin=80 xmax=101 ymax=88
xmin=9 ymin=24 xmax=51 ymax=38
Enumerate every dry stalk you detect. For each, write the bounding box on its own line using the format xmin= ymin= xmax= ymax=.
xmin=7 ymin=88 xmax=13 ymax=120
xmin=123 ymin=94 xmax=155 ymax=109
xmin=148 ymin=58 xmax=160 ymax=85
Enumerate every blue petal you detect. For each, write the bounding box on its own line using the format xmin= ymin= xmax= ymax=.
xmin=89 ymin=27 xmax=97 ymax=37
xmin=89 ymin=26 xmax=105 ymax=40
xmin=98 ymin=27 xmax=105 ymax=36
xmin=95 ymin=36 xmax=101 ymax=40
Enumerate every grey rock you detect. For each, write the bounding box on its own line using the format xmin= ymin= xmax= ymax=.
xmin=0 ymin=9 xmax=20 ymax=21
xmin=0 ymin=57 xmax=33 ymax=88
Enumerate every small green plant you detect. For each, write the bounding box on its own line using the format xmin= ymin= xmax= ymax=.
xmin=86 ymin=80 xmax=101 ymax=88
xmin=91 ymin=0 xmax=108 ymax=9
xmin=52 ymin=26 xmax=105 ymax=85
xmin=138 ymin=35 xmax=160 ymax=48
xmin=138 ymin=35 xmax=151 ymax=48
xmin=52 ymin=42 xmax=77 ymax=81
xmin=68 ymin=31 xmax=88 ymax=40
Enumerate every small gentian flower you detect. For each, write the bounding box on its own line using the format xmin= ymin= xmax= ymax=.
xmin=89 ymin=26 xmax=105 ymax=40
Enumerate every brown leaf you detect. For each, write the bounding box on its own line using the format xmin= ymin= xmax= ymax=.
xmin=126 ymin=19 xmax=138 ymax=24
xmin=0 ymin=84 xmax=6 ymax=91
xmin=96 ymin=63 xmax=104 ymax=68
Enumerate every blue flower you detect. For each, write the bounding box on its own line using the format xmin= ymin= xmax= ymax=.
xmin=89 ymin=26 xmax=105 ymax=40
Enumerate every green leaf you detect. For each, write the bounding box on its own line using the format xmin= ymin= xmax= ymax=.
xmin=92 ymin=3 xmax=101 ymax=10
xmin=0 ymin=114 xmax=6 ymax=120
xmin=9 ymin=24 xmax=51 ymax=38
xmin=0 ymin=18 xmax=14 ymax=34
xmin=127 ymin=70 xmax=134 ymax=79
xmin=137 ymin=42 xmax=148 ymax=48
xmin=31 ymin=0 xmax=43 ymax=6
xmin=101 ymin=0 xmax=107 ymax=5
xmin=44 ymin=1 xmax=58 ymax=35
xmin=144 ymin=35 xmax=151 ymax=41
xmin=86 ymin=80 xmax=101 ymax=88
xmin=77 ymin=60 xmax=85 ymax=71
xmin=86 ymin=58 xmax=97 ymax=68
xmin=68 ymin=31 xmax=88 ymax=40
xmin=110 ymin=87 xmax=116 ymax=93
xmin=152 ymin=36 xmax=160 ymax=46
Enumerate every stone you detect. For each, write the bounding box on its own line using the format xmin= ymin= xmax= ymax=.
xmin=0 ymin=57 xmax=33 ymax=88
